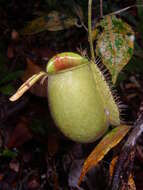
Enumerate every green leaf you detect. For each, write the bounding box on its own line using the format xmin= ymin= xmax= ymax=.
xmin=0 ymin=84 xmax=15 ymax=95
xmin=0 ymin=70 xmax=24 ymax=85
xmin=0 ymin=149 xmax=18 ymax=158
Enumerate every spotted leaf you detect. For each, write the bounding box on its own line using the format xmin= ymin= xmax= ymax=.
xmin=95 ymin=15 xmax=135 ymax=84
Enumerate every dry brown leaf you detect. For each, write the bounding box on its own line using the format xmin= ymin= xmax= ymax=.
xmin=109 ymin=156 xmax=118 ymax=179
xmin=20 ymin=11 xmax=78 ymax=35
xmin=7 ymin=117 xmax=33 ymax=148
xmin=78 ymin=125 xmax=131 ymax=184
xmin=128 ymin=174 xmax=136 ymax=190
xmin=23 ymin=58 xmax=42 ymax=80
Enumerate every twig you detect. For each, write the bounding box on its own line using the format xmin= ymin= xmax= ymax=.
xmin=100 ymin=0 xmax=103 ymax=18
xmin=110 ymin=101 xmax=143 ymax=190
xmin=88 ymin=0 xmax=95 ymax=62
xmin=108 ymin=4 xmax=143 ymax=16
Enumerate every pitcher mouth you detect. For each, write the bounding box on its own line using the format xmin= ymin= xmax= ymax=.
xmin=47 ymin=60 xmax=90 ymax=76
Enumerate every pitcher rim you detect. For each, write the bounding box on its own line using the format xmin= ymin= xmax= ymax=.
xmin=47 ymin=61 xmax=90 ymax=76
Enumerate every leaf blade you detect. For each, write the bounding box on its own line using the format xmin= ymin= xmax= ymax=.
xmin=78 ymin=125 xmax=131 ymax=184
xmin=95 ymin=15 xmax=135 ymax=84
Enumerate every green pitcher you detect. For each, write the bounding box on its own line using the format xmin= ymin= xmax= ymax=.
xmin=48 ymin=62 xmax=109 ymax=142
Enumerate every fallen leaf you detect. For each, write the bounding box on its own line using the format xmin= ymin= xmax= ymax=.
xmin=20 ymin=11 xmax=78 ymax=35
xmin=78 ymin=125 xmax=131 ymax=184
xmin=9 ymin=159 xmax=20 ymax=173
xmin=7 ymin=117 xmax=33 ymax=148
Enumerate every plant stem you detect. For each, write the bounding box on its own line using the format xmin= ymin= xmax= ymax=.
xmin=88 ymin=0 xmax=95 ymax=62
